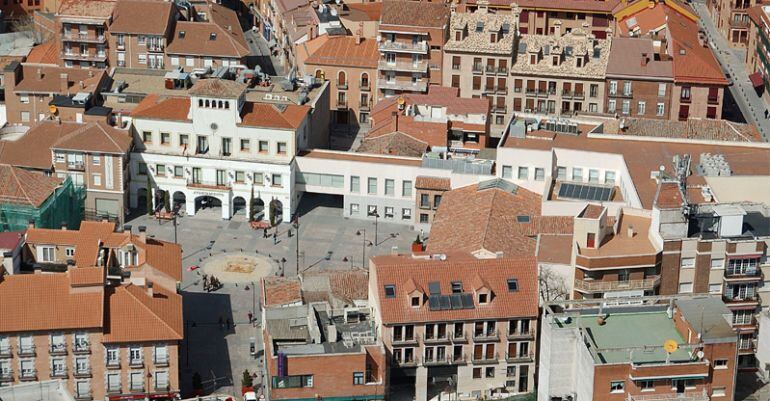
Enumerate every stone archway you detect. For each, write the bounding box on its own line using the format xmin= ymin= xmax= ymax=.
xmin=250 ymin=198 xmax=265 ymax=221
xmin=172 ymin=192 xmax=186 ymax=214
xmin=194 ymin=195 xmax=222 ymax=213
xmin=233 ymin=196 xmax=247 ymax=216
xmin=269 ymin=198 xmax=283 ymax=226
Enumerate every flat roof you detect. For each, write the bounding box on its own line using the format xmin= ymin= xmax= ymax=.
xmin=578 ymin=214 xmax=657 ymax=257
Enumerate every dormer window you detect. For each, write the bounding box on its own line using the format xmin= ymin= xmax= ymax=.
xmin=178 ymin=31 xmax=185 ymax=39
xmin=490 ymin=33 xmax=497 ymax=43
xmin=529 ymin=54 xmax=537 ymax=65
xmin=478 ymin=293 xmax=488 ymax=304
xmin=209 ymin=32 xmax=217 ymax=40
xmin=507 ymin=279 xmax=519 ymax=292
xmin=576 ymin=57 xmax=583 ymax=68
xmin=384 ymin=285 xmax=396 ymax=298
xmin=411 ymin=296 xmax=420 ymax=307
xmin=455 ymin=31 xmax=461 ymax=41
xmin=120 ymin=248 xmax=137 ymax=267
xmin=451 ymin=281 xmax=463 ymax=293
xmin=552 ymin=56 xmax=559 ymax=66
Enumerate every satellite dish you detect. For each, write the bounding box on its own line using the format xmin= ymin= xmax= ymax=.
xmin=210 ymin=122 xmax=218 ymax=131
xmin=697 ymin=350 xmax=705 ymax=359
xmin=397 ymin=96 xmax=405 ymax=106
xmin=663 ymin=339 xmax=678 ymax=354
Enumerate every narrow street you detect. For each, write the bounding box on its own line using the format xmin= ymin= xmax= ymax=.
xmin=692 ymin=1 xmax=770 ymax=141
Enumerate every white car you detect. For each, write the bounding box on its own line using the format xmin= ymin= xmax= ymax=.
xmin=243 ymin=391 xmax=258 ymax=401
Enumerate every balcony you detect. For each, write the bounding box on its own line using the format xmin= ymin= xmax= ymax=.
xmin=485 ymin=65 xmax=497 ymax=74
xmin=187 ymin=179 xmax=231 ymax=191
xmin=392 ymin=334 xmax=419 ymax=346
xmin=0 ymin=370 xmax=12 ymax=382
xmin=377 ymin=79 xmax=427 ymax=93
xmin=423 ymin=355 xmax=450 ymax=366
xmin=472 ymin=329 xmax=500 ymax=342
xmin=378 ymin=60 xmax=428 ymax=73
xmin=73 ymin=367 xmax=92 ymax=378
xmin=680 ymin=95 xmax=691 ymax=104
xmin=155 ymin=383 xmax=171 ymax=391
xmin=609 ymin=91 xmax=633 ymax=98
xmin=507 ymin=329 xmax=535 ymax=340
xmin=336 ymin=80 xmax=348 ymax=90
xmin=73 ymin=342 xmax=91 ymax=354
xmin=62 ymin=33 xmax=106 ymax=44
xmin=497 ymin=67 xmax=508 ymax=75
xmin=628 ymin=390 xmax=709 ymax=401
xmin=19 ymin=369 xmax=37 ymax=381
xmin=154 ymin=356 xmax=169 ymax=367
xmin=483 ymin=85 xmax=499 ymax=94
xmin=450 ymin=331 xmax=468 ymax=343
xmin=106 ymin=385 xmax=122 ymax=394
xmin=106 ymin=359 xmax=120 ymax=369
xmin=472 ymin=352 xmax=499 ymax=364
xmin=423 ymin=335 xmax=451 ymax=345
xmin=505 ymin=351 xmax=534 ymax=363
xmin=725 ymin=267 xmax=761 ymax=280
xmin=17 ymin=345 xmax=35 ymax=357
xmin=50 ymin=367 xmax=68 ymax=378
xmin=129 ymin=358 xmax=144 ymax=368
xmin=0 ymin=345 xmax=11 ymax=358
xmin=360 ymin=101 xmax=372 ymax=111
xmin=731 ymin=19 xmax=750 ymax=28
xmin=392 ymin=356 xmax=420 ymax=367
xmin=336 ymin=98 xmax=348 ymax=109
xmin=49 ymin=343 xmax=67 ymax=355
xmin=68 ymin=162 xmax=85 ymax=171
xmin=74 ymin=391 xmax=93 ymax=401
xmin=574 ymin=276 xmax=661 ymax=293
xmin=129 ymin=384 xmax=145 ymax=393
xmin=723 ymin=293 xmax=759 ymax=304
xmin=60 ymin=51 xmax=107 ymax=63
xmin=708 ymin=95 xmax=720 ymax=105
xmin=378 ymin=40 xmax=428 ymax=54
xmin=360 ymin=81 xmax=371 ymax=91
xmin=472 ymin=64 xmax=483 ymax=74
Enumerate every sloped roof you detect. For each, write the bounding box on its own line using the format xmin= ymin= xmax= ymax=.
xmin=131 ymin=95 xmax=192 ymax=122
xmin=415 ymin=176 xmax=451 ymax=191
xmin=57 ymin=0 xmax=115 ymax=18
xmin=372 ymin=254 xmax=539 ymax=324
xmin=304 ymin=36 xmax=379 ymax=69
xmin=667 ymin=10 xmax=727 ymax=84
xmin=0 ymin=164 xmax=61 ymax=207
xmin=103 ymin=283 xmax=183 ymax=343
xmin=14 ymin=64 xmax=105 ymax=94
xmin=357 ymin=131 xmax=430 ymax=157
xmin=380 ymin=0 xmax=450 ymax=28
xmin=166 ymin=3 xmax=249 ymax=58
xmin=239 ymin=102 xmax=310 ymax=129
xmin=51 ymin=121 xmax=132 ymax=154
xmin=25 ymin=42 xmax=59 ymax=65
xmin=262 ymin=277 xmax=303 ymax=306
xmin=345 ymin=2 xmax=383 ymax=21
xmin=189 ymin=78 xmax=247 ymax=98
xmin=110 ymin=0 xmax=175 ymax=35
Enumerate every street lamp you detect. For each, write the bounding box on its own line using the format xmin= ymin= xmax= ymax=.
xmin=293 ymin=215 xmax=300 ymax=275
xmin=356 ymin=230 xmax=372 ymax=269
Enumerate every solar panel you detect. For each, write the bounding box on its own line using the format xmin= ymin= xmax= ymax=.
xmin=558 ymin=183 xmax=613 ymax=202
xmin=461 ymin=294 xmax=475 ymax=309
xmin=428 ymin=296 xmax=440 ymax=311
xmin=439 ymin=295 xmax=451 ymax=310
xmin=428 ymin=282 xmax=441 ymax=295
xmin=450 ymin=294 xmax=463 ymax=309
xmin=516 ymin=215 xmax=531 ymax=223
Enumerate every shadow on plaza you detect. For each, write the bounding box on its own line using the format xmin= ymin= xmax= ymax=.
xmin=180 ymin=291 xmax=236 ymax=397
xmin=296 ymin=193 xmax=343 ymax=216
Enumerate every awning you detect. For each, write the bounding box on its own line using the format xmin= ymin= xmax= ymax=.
xmin=749 ymin=72 xmax=764 ymax=88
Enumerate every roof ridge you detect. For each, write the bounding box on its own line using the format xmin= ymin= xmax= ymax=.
xmin=97 ymin=122 xmax=123 ymax=152
xmin=122 ymin=285 xmax=183 ymax=338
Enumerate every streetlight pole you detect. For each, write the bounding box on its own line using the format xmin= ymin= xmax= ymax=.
xmin=374 ymin=213 xmax=379 ymax=246
xmin=293 ymin=214 xmax=300 ymax=276
xmin=356 ymin=229 xmax=367 ymax=269
xmin=173 ymin=212 xmax=178 ymax=244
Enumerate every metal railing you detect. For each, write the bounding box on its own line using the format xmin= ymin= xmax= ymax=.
xmin=17 ymin=345 xmax=35 ymax=357
xmin=507 ymin=328 xmax=535 ymax=340
xmin=129 ymin=358 xmax=144 ymax=368
xmin=377 ymin=79 xmax=427 ymax=92
xmin=472 ymin=329 xmax=500 ymax=341
xmin=187 ymin=179 xmax=231 ymax=191
xmin=0 ymin=345 xmax=11 ymax=358
xmin=505 ymin=351 xmax=534 ymax=363
xmin=628 ymin=390 xmax=708 ymax=401
xmin=574 ymin=276 xmax=660 ymax=292
xmin=50 ymin=367 xmax=68 ymax=378
xmin=392 ymin=334 xmax=420 ymax=345
xmin=49 ymin=343 xmax=67 ymax=355
xmin=378 ymin=40 xmax=428 ymax=53
xmin=423 ymin=334 xmax=451 ymax=344
xmin=378 ymin=60 xmax=428 ymax=73
xmin=472 ymin=352 xmax=499 ymax=363
xmin=73 ymin=342 xmax=91 ymax=354
xmin=19 ymin=368 xmax=36 ymax=380
xmin=73 ymin=367 xmax=92 ymax=378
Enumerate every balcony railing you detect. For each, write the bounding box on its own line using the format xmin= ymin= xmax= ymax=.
xmin=129 ymin=384 xmax=145 ymax=393
xmin=129 ymin=358 xmax=144 ymax=368
xmin=574 ymin=276 xmax=660 ymax=293
xmin=377 ymin=79 xmax=427 ymax=92
xmin=336 ymin=98 xmax=348 ymax=108
xmin=187 ymin=179 xmax=231 ymax=191
xmin=67 ymin=162 xmax=85 ymax=171
xmin=106 ymin=385 xmax=122 ymax=394
xmin=60 ymin=51 xmax=107 ymax=62
xmin=50 ymin=343 xmax=67 ymax=355
xmin=106 ymin=359 xmax=120 ymax=369
xmin=423 ymin=355 xmax=449 ymax=365
xmin=18 ymin=345 xmax=35 ymax=357
xmin=472 ymin=64 xmax=483 ymax=74
xmin=73 ymin=342 xmax=91 ymax=354
xmin=392 ymin=334 xmax=419 ymax=345
xmin=628 ymin=390 xmax=709 ymax=401
xmin=450 ymin=331 xmax=468 ymax=343
xmin=0 ymin=345 xmax=11 ymax=358
xmin=360 ymin=81 xmax=371 ymax=91
xmin=154 ymin=355 xmax=169 ymax=367
xmin=505 ymin=351 xmax=534 ymax=363
xmin=392 ymin=356 xmax=420 ymax=367
xmin=472 ymin=329 xmax=500 ymax=342
xmin=19 ymin=369 xmax=36 ymax=381
xmin=0 ymin=371 xmax=12 ymax=381
xmin=378 ymin=40 xmax=428 ymax=54
xmin=725 ymin=268 xmax=761 ymax=279
xmin=708 ymin=95 xmax=720 ymax=104
xmin=723 ymin=293 xmax=759 ymax=303
xmin=423 ymin=335 xmax=451 ymax=344
xmin=507 ymin=329 xmax=535 ymax=340
xmin=73 ymin=367 xmax=92 ymax=378
xmin=62 ymin=34 xmax=106 ymax=43
xmin=378 ymin=60 xmax=429 ymax=73
xmin=336 ymin=80 xmax=348 ymax=90
xmin=155 ymin=383 xmax=171 ymax=391
xmin=472 ymin=352 xmax=499 ymax=364
xmin=50 ymin=367 xmax=68 ymax=378
xmin=731 ymin=19 xmax=750 ymax=28
xmin=74 ymin=391 xmax=93 ymax=401
xmin=609 ymin=91 xmax=633 ymax=98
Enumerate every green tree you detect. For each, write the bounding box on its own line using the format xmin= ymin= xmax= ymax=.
xmin=163 ymin=190 xmax=171 ymax=213
xmin=242 ymin=369 xmax=254 ymax=388
xmin=249 ymin=185 xmax=256 ymax=222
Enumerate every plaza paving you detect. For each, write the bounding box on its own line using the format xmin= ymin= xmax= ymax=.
xmin=126 ymin=194 xmax=417 ymax=398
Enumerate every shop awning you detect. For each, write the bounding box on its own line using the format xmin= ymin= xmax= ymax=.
xmin=749 ymin=72 xmax=764 ymax=88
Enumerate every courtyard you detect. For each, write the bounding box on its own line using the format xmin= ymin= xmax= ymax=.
xmin=126 ymin=194 xmax=417 ymax=398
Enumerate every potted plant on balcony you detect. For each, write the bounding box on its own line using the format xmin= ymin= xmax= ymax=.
xmin=241 ymin=369 xmax=255 ymax=394
xmin=411 ymin=235 xmax=423 ymax=252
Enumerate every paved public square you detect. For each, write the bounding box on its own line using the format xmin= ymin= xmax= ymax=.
xmin=126 ymin=194 xmax=416 ymax=398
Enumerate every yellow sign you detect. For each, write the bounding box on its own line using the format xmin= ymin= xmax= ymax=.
xmin=49 ymin=105 xmax=58 ymax=114
xmin=663 ymin=339 xmax=678 ymax=353
xmin=397 ymin=96 xmax=405 ymax=106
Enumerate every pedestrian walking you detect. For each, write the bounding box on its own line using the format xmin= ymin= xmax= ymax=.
xmin=248 ymin=312 xmax=253 ymax=324
xmin=765 ymin=109 xmax=768 ymax=119
xmin=263 ymin=228 xmax=268 ymax=238
xmin=272 ymin=232 xmax=277 ymax=245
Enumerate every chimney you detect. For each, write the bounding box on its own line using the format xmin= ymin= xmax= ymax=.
xmin=495 ymin=251 xmax=504 ymax=258
xmin=627 ymin=224 xmax=635 ymax=238
xmin=61 ymin=221 xmax=67 ymax=230
xmin=392 ymin=111 xmax=399 ymax=131
xmin=138 ymin=225 xmax=147 ymax=243
xmin=88 ymin=70 xmax=94 ymax=78
xmin=59 ymin=73 xmax=69 ymax=94
xmin=146 ymin=281 xmax=154 ymax=297
xmin=2 ymin=251 xmax=13 ymax=275
xmin=641 ymin=53 xmax=648 ymax=66
xmin=123 ymin=224 xmax=132 ymax=233
xmin=66 ymin=259 xmax=76 ymax=269
xmin=28 ymin=219 xmax=35 ymax=229
xmin=36 ymin=68 xmax=42 ymax=80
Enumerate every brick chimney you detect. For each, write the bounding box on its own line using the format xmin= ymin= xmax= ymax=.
xmin=641 ymin=52 xmax=648 ymax=67
xmin=146 ymin=281 xmax=154 ymax=297
xmin=36 ymin=68 xmax=42 ymax=80
xmin=59 ymin=73 xmax=69 ymax=95
xmin=138 ymin=225 xmax=147 ymax=243
xmin=392 ymin=111 xmax=399 ymax=132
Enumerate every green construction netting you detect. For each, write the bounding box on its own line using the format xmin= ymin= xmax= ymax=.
xmin=0 ymin=177 xmax=85 ymax=232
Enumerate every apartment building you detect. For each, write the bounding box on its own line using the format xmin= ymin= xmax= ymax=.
xmin=165 ymin=2 xmax=250 ymax=70
xmin=510 ymin=30 xmax=610 ymax=117
xmin=2 ymin=62 xmax=110 ymax=125
xmin=708 ymin=0 xmax=758 ymax=46
xmin=377 ymin=0 xmax=450 ymax=98
xmin=747 ymin=5 xmax=770 ymax=103
xmin=301 ymin=35 xmax=379 ymax=126
xmin=0 ymin=220 xmax=183 ymax=400
xmin=129 ymin=78 xmax=316 ymax=221
xmin=442 ymin=4 xmax=518 ymax=132
xmin=261 ymin=271 xmax=387 ymax=401
xmin=605 ymin=37 xmax=674 ymax=119
xmin=55 ymin=0 xmax=114 ymax=69
xmin=413 ymin=176 xmax=450 ymax=230
xmin=461 ymin=0 xmax=616 ymax=38
xmin=539 ymin=296 xmax=738 ymax=401
xmin=369 ymin=253 xmax=539 ymax=401
xmin=108 ymin=0 xmax=178 ymax=70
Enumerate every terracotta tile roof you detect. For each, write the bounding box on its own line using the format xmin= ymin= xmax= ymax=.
xmin=327 ymin=270 xmax=369 ymax=302
xmin=655 ymin=181 xmax=685 ymax=209
xmin=0 ymin=164 xmax=62 ymax=207
xmin=502 ymin=131 xmax=770 ymax=209
xmin=345 ymin=2 xmax=383 ymax=21
xmin=296 ymin=35 xmax=330 ymax=69
xmin=371 ymin=254 xmax=539 ymax=324
xmin=580 ymin=204 xmax=605 ymax=219
xmin=467 ymin=0 xmax=620 ymax=12
xmin=357 ymin=131 xmax=430 ymax=157
xmin=69 ymin=266 xmax=105 ymax=287
xmin=262 ymin=277 xmax=303 ymax=306
xmin=427 ymin=180 xmax=573 ymax=257
xmin=239 ymin=102 xmax=310 ymax=130
xmin=415 ymin=176 xmax=451 ymax=191
xmin=131 ymin=95 xmax=192 ymax=122
xmin=136 ymin=238 xmax=183 ymax=281
xmin=536 ymin=234 xmax=573 ymax=265
xmin=110 ymin=0 xmax=175 ymax=35
xmin=0 ymin=231 xmax=24 ymax=250
xmin=616 ymin=3 xmax=669 ymax=35
xmin=57 ymin=0 xmax=115 ymax=18
xmin=304 ymin=36 xmax=379 ymax=69
xmin=380 ymin=0 xmax=450 ymax=27
xmin=103 ymin=283 xmax=183 ymax=343
xmin=14 ymin=64 xmax=106 ymax=95
xmin=375 ymin=87 xmax=489 ymax=117
xmin=0 ymin=121 xmax=80 ymax=169
xmin=368 ymin=121 xmax=446 ymax=147
xmin=189 ymin=78 xmax=247 ymax=98
xmin=166 ymin=4 xmax=249 ymax=58
xmin=602 ymin=118 xmax=761 ymax=142
xmin=667 ymin=10 xmax=727 ymax=85
xmin=275 ymin=0 xmax=306 ymax=13
xmin=606 ymin=37 xmax=673 ymax=78
xmin=25 ymin=42 xmax=59 ymax=65
xmin=0 ymin=271 xmax=104 ymax=333
xmin=579 ymin=213 xmax=657 ymax=256
xmin=748 ymin=5 xmax=769 ymax=27
xmin=50 ymin=121 xmax=133 ymax=154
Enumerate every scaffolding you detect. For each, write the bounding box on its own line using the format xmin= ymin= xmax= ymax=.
xmin=0 ymin=176 xmax=85 ymax=232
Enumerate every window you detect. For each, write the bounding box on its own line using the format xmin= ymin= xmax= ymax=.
xmin=253 ymin=172 xmax=264 ymax=185
xmin=353 ymin=372 xmax=364 ymax=385
xmin=588 ymin=169 xmax=600 ymax=183
xmin=20 ymin=111 xmax=29 ymax=122
xmin=517 ymin=167 xmax=528 ymax=180
xmin=712 ymin=387 xmax=726 ymax=397
xmin=420 ymin=214 xmax=429 ymax=223
xmin=92 ymin=155 xmax=101 ymax=165
xmin=637 ymin=101 xmax=646 ymax=115
xmin=478 ymin=293 xmax=488 ymax=304
xmin=385 ymin=179 xmax=395 ymax=196
xmin=402 ymin=208 xmax=412 ymax=220
xmin=609 ymin=81 xmax=617 ymax=95
xmin=160 ymin=132 xmax=170 ymax=145
xmin=556 ymin=166 xmax=567 ymax=180
xmin=65 ymin=247 xmax=75 ymax=257
xmin=621 ymin=100 xmax=630 ymax=115
xmin=350 ymin=203 xmax=359 ymax=214
xmin=272 ymin=174 xmax=282 ymax=187
xmin=420 ymin=194 xmax=430 ymax=208
xmin=657 ymin=83 xmax=666 ymax=97
xmin=507 ymin=279 xmax=518 ymax=292
xmin=711 ymin=258 xmax=724 ymax=269
xmin=92 ymin=174 xmax=102 ymax=186
xmin=411 ymin=296 xmax=420 ymax=307
xmin=155 ymin=164 xmax=165 ymax=177
xmin=486 ymin=367 xmax=495 ymax=378
xmin=679 ymin=282 xmax=693 ymax=293
xmin=179 ymin=134 xmax=189 ymax=147
xmin=235 ymin=171 xmax=245 ymax=183
xmin=384 ymin=285 xmax=396 ymax=298
xmin=277 ymin=142 xmax=287 ymax=154
xmin=473 ymin=368 xmax=482 ymax=379
xmin=604 ymin=171 xmax=616 ymax=184
xmin=142 ymin=131 xmax=152 ymax=143
xmin=451 ymin=282 xmax=463 ymax=293
xmin=174 ymin=166 xmax=183 ymax=178
xmin=385 ymin=206 xmax=394 ymax=218
xmin=623 ymin=81 xmax=632 ymax=96
xmin=534 ymin=168 xmax=545 ymax=181
xmin=129 ymin=346 xmax=142 ymax=364
xmin=714 ymin=359 xmax=728 ymax=369
xmin=55 ymin=153 xmax=66 ymax=163
xmin=433 ymin=195 xmax=442 ymax=209
xmin=656 ymin=103 xmax=665 ymax=116
xmin=502 ymin=165 xmax=512 ymax=179
xmin=240 ymin=139 xmax=250 ymax=151
xmin=402 ymin=180 xmax=412 ymax=197
xmin=608 ymin=99 xmax=616 ymax=113
xmin=258 ymin=140 xmax=269 ymax=153
xmin=39 ymin=246 xmax=54 ymax=262
xmin=610 ymin=381 xmax=625 ymax=393
xmin=106 ymin=347 xmax=119 ymax=364
xmin=680 ymin=258 xmax=695 ymax=268
xmin=107 ymin=372 xmax=120 ymax=390
xmin=367 ymin=177 xmax=377 ymax=194
xmin=709 ymin=283 xmax=722 ymax=294
xmin=572 ymin=168 xmax=583 ymax=181
xmin=19 ymin=95 xmax=29 ymax=104
xmin=367 ymin=205 xmax=377 ymax=217
xmin=639 ymin=380 xmax=654 ymax=391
